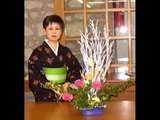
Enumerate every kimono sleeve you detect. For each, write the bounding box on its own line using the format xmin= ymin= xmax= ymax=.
xmin=28 ymin=49 xmax=56 ymax=102
xmin=66 ymin=49 xmax=82 ymax=83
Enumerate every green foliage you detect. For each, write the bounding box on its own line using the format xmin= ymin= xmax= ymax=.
xmin=67 ymin=79 xmax=135 ymax=109
xmin=41 ymin=79 xmax=135 ymax=109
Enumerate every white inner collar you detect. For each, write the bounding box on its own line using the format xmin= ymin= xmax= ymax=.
xmin=45 ymin=39 xmax=59 ymax=56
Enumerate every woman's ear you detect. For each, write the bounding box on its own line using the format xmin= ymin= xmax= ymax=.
xmin=43 ymin=28 xmax=47 ymax=35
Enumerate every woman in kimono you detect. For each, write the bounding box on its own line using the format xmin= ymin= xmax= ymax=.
xmin=28 ymin=15 xmax=82 ymax=102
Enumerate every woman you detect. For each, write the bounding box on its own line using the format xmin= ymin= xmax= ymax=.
xmin=28 ymin=15 xmax=82 ymax=102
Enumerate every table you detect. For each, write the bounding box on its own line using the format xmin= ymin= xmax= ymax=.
xmin=25 ymin=101 xmax=135 ymax=120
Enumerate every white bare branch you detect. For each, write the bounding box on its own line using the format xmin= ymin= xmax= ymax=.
xmin=77 ymin=19 xmax=114 ymax=82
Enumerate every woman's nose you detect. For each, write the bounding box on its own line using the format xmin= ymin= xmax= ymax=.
xmin=52 ymin=29 xmax=56 ymax=33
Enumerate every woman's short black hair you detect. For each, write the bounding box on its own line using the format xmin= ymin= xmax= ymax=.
xmin=43 ymin=15 xmax=65 ymax=31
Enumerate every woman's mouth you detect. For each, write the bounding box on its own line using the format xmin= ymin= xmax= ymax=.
xmin=52 ymin=35 xmax=57 ymax=37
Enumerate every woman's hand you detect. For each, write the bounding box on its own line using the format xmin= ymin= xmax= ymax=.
xmin=62 ymin=82 xmax=70 ymax=92
xmin=42 ymin=81 xmax=70 ymax=99
xmin=52 ymin=82 xmax=70 ymax=100
xmin=45 ymin=82 xmax=62 ymax=96
xmin=51 ymin=87 xmax=62 ymax=96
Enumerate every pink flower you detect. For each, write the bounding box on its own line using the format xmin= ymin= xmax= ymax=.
xmin=62 ymin=92 xmax=73 ymax=101
xmin=91 ymin=81 xmax=102 ymax=89
xmin=74 ymin=79 xmax=84 ymax=87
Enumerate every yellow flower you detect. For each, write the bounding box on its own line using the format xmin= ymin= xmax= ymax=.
xmin=92 ymin=97 xmax=100 ymax=103
xmin=87 ymin=58 xmax=93 ymax=66
xmin=84 ymin=72 xmax=92 ymax=80
xmin=89 ymin=96 xmax=101 ymax=106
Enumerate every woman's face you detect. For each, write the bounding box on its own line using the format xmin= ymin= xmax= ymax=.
xmin=44 ymin=22 xmax=63 ymax=42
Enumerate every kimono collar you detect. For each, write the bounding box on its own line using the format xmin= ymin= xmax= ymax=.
xmin=44 ymin=39 xmax=59 ymax=56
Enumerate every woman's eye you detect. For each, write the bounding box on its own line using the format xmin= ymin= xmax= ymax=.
xmin=55 ymin=28 xmax=61 ymax=30
xmin=47 ymin=27 xmax=61 ymax=31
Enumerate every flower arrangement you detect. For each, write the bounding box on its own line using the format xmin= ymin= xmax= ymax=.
xmin=64 ymin=19 xmax=116 ymax=108
xmin=65 ymin=78 xmax=134 ymax=109
xmin=42 ymin=77 xmax=134 ymax=109
xmin=41 ymin=19 xmax=135 ymax=109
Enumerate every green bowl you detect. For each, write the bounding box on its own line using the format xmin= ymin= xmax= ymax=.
xmin=42 ymin=67 xmax=67 ymax=84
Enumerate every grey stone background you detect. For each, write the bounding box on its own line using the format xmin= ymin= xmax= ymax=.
xmin=25 ymin=0 xmax=54 ymax=79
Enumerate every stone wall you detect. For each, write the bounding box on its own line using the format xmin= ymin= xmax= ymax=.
xmin=25 ymin=0 xmax=54 ymax=79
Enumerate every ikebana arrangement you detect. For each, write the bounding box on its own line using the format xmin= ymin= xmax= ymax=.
xmin=41 ymin=19 xmax=135 ymax=116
